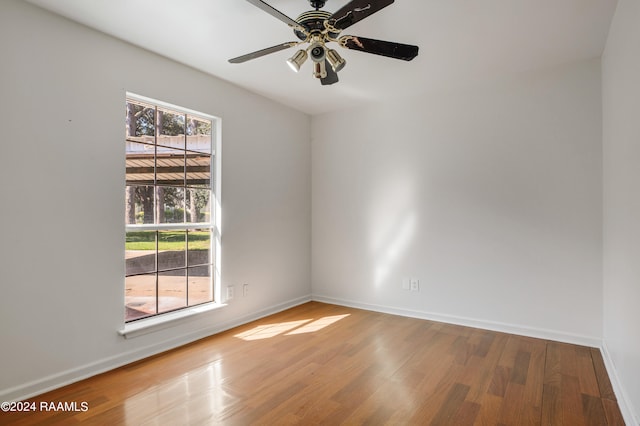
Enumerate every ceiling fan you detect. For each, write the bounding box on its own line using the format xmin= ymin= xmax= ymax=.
xmin=228 ymin=0 xmax=419 ymax=85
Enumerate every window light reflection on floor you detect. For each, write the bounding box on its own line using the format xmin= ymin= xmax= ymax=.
xmin=286 ymin=314 xmax=350 ymax=335
xmin=234 ymin=314 xmax=350 ymax=341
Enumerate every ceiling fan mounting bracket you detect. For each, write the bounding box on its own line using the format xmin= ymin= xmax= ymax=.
xmin=309 ymin=0 xmax=326 ymax=10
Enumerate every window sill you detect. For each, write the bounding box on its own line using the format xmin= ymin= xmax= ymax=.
xmin=118 ymin=302 xmax=226 ymax=339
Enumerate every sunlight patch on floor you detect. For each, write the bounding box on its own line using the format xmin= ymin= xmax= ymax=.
xmin=234 ymin=320 xmax=313 ymax=341
xmin=286 ymin=314 xmax=351 ymax=335
xmin=234 ymin=314 xmax=351 ymax=341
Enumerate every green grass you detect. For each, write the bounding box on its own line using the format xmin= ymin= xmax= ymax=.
xmin=126 ymin=231 xmax=210 ymax=251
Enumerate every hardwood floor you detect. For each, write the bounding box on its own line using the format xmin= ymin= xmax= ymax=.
xmin=1 ymin=302 xmax=625 ymax=425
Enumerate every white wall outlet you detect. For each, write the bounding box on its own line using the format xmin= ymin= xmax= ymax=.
xmin=243 ymin=283 xmax=249 ymax=297
xmin=410 ymin=278 xmax=420 ymax=292
xmin=226 ymin=286 xmax=234 ymax=300
xmin=402 ymin=277 xmax=411 ymax=291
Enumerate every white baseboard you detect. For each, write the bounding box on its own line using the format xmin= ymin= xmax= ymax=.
xmin=1 ymin=295 xmax=311 ymax=402
xmin=311 ymin=294 xmax=602 ymax=347
xmin=601 ymin=342 xmax=639 ymax=426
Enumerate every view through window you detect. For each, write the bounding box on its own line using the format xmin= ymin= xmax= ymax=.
xmin=125 ymin=95 xmax=216 ymax=322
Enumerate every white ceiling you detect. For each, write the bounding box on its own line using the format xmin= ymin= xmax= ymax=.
xmin=24 ymin=0 xmax=617 ymax=115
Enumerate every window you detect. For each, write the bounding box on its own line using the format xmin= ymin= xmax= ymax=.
xmin=124 ymin=94 xmax=218 ymax=322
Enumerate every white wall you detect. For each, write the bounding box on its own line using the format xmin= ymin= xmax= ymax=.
xmin=312 ymin=59 xmax=603 ymax=344
xmin=0 ymin=0 xmax=310 ymax=400
xmin=602 ymin=0 xmax=640 ymax=423
xmin=3 ymin=0 xmax=636 ymax=418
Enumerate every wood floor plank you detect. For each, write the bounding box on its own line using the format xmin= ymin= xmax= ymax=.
xmin=473 ymin=330 xmax=497 ymax=358
xmin=575 ymin=345 xmax=601 ymax=397
xmin=0 ymin=302 xmax=625 ymax=425
xmin=602 ymin=397 xmax=626 ymax=426
xmin=475 ymin=392 xmax=505 ymax=425
xmin=450 ymin=400 xmax=481 ymax=425
xmin=544 ymin=340 xmax=563 ymax=388
xmin=498 ymin=382 xmax=528 ymax=425
xmin=488 ymin=365 xmax=511 ymax=397
xmin=339 ymin=382 xmax=402 ymax=425
xmin=458 ymin=332 xmax=509 ymax=401
xmin=430 ymin=382 xmax=470 ymax=426
xmin=590 ymin=347 xmax=617 ymax=401
xmin=563 ymin=375 xmax=586 ymax=425
xmin=511 ymin=350 xmax=532 ymax=385
xmin=521 ymin=340 xmax=546 ymax=424
xmin=581 ymin=393 xmax=609 ymax=426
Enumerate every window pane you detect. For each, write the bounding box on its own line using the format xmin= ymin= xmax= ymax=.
xmin=158 ymin=269 xmax=187 ymax=313
xmin=126 ymin=101 xmax=155 ymax=141
xmin=158 ymin=230 xmax=186 ymax=271
xmin=186 ymin=188 xmax=211 ymax=224
xmin=186 ymin=116 xmax=212 ymax=154
xmin=126 ymin=142 xmax=155 ymax=186
xmin=186 ymin=154 xmax=210 ymax=188
xmin=157 ymin=109 xmax=185 ymax=149
xmin=187 ymin=229 xmax=211 ymax=266
xmin=188 ymin=265 xmax=213 ymax=306
xmin=156 ymin=147 xmax=184 ymax=187
xmin=157 ymin=187 xmax=185 ymax=224
xmin=126 ymin=231 xmax=156 ymax=275
xmin=126 ymin=140 xmax=155 ymax=155
xmin=125 ymin=185 xmax=154 ymax=224
xmin=125 ymin=274 xmax=157 ymax=321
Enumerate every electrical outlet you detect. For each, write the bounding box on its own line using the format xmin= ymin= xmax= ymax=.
xmin=243 ymin=283 xmax=249 ymax=297
xmin=226 ymin=286 xmax=234 ymax=300
xmin=410 ymin=278 xmax=420 ymax=292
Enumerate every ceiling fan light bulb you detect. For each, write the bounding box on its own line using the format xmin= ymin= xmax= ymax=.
xmin=327 ymin=49 xmax=346 ymax=72
xmin=286 ymin=49 xmax=307 ymax=73
xmin=286 ymin=59 xmax=300 ymax=73
xmin=313 ymin=60 xmax=327 ymax=79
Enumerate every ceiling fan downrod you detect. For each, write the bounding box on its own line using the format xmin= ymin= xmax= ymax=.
xmin=309 ymin=0 xmax=326 ymax=10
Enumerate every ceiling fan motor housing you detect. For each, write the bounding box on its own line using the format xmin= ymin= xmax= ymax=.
xmin=294 ymin=10 xmax=339 ymax=40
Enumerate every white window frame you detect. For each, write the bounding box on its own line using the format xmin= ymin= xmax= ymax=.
xmin=120 ymin=93 xmax=222 ymax=338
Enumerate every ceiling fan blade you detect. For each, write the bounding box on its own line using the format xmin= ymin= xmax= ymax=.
xmin=228 ymin=42 xmax=298 ymax=64
xmin=328 ymin=0 xmax=395 ymax=31
xmin=245 ymin=0 xmax=302 ymax=29
xmin=339 ymin=36 xmax=419 ymax=61
xmin=321 ymin=59 xmax=339 ymax=85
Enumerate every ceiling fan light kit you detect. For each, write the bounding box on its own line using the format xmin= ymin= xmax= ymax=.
xmin=326 ymin=48 xmax=346 ymax=72
xmin=229 ymin=0 xmax=419 ymax=86
xmin=286 ymin=49 xmax=308 ymax=72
